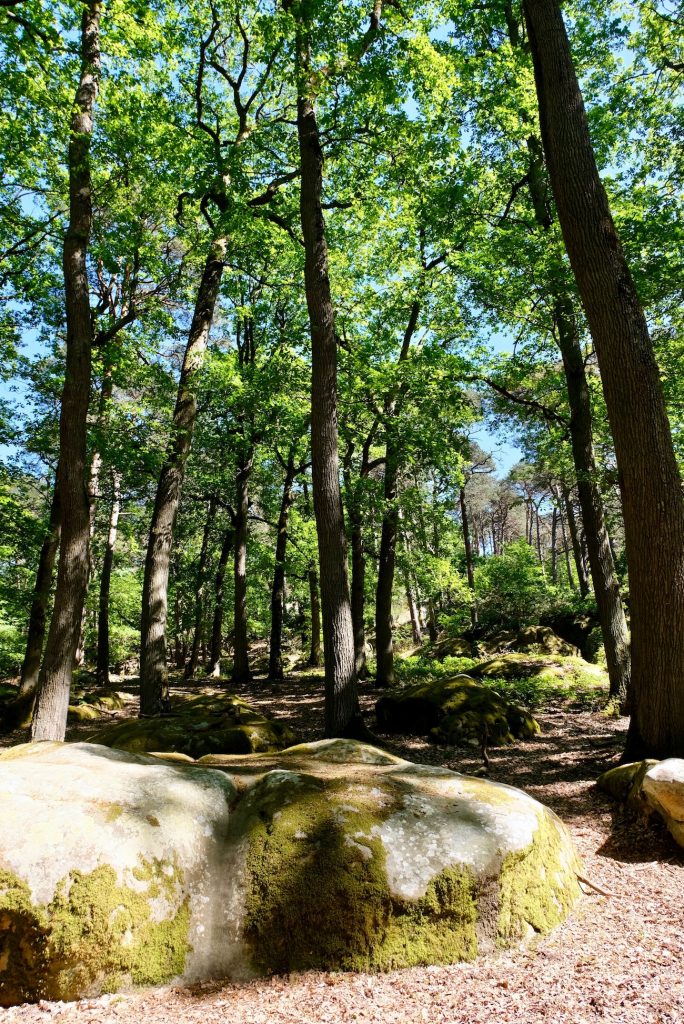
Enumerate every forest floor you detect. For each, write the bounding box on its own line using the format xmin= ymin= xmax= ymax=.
xmin=3 ymin=670 xmax=684 ymax=1024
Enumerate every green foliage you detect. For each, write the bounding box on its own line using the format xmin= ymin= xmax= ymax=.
xmin=475 ymin=541 xmax=554 ymax=628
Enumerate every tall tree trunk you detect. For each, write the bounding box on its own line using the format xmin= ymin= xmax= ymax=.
xmin=268 ymin=455 xmax=297 ymax=680
xmin=521 ymin=115 xmax=631 ymax=704
xmin=232 ymin=454 xmax=252 ymax=683
xmin=459 ymin=486 xmax=477 ymax=628
xmin=19 ymin=481 xmax=61 ymax=699
xmin=95 ymin=469 xmax=121 ymax=688
xmin=307 ymin=566 xmax=322 ymax=668
xmin=427 ymin=597 xmax=438 ymax=643
xmin=374 ymin=302 xmax=421 ymax=689
xmin=525 ymin=0 xmax=684 ymax=757
xmin=561 ymin=484 xmax=589 ymax=597
xmin=348 ymin=500 xmax=367 ymax=680
xmin=291 ymin=23 xmax=359 ymax=736
xmin=139 ymin=236 xmax=226 ymax=716
xmin=375 ymin=439 xmax=400 ymax=688
xmin=550 ymin=508 xmax=558 ymax=583
xmin=185 ymin=498 xmax=216 ymax=680
xmin=208 ymin=526 xmax=232 ymax=677
xmin=31 ymin=3 xmax=101 ymax=742
xmin=555 ymin=299 xmax=631 ymax=704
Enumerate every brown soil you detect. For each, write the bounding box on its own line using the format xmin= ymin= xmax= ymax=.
xmin=2 ymin=671 xmax=683 ymax=1024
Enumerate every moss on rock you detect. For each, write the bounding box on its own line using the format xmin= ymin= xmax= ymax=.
xmin=596 ymin=760 xmax=658 ymax=806
xmin=471 ymin=653 xmax=606 ymax=688
xmin=497 ymin=812 xmax=581 ymax=944
xmin=237 ymin=770 xmax=478 ymax=974
xmin=376 ymin=676 xmax=539 ymax=746
xmin=88 ymin=691 xmax=296 ymax=757
xmin=0 ymin=859 xmax=190 ymax=1006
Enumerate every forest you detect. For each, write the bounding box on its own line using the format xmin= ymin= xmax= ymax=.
xmin=0 ymin=0 xmax=683 ymax=1022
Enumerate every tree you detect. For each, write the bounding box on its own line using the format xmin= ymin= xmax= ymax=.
xmin=31 ymin=2 xmax=102 ymax=742
xmin=524 ymin=0 xmax=684 ymax=757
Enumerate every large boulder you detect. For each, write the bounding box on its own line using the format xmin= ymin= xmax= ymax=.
xmin=642 ymin=758 xmax=684 ymax=847
xmin=0 ymin=742 xmax=238 ymax=1006
xmin=597 ymin=758 xmax=684 ymax=851
xmin=471 ymin=653 xmax=607 ymax=689
xmin=0 ymin=740 xmax=581 ymax=1004
xmin=477 ymin=626 xmax=579 ymax=659
xmin=376 ymin=676 xmax=539 ymax=746
xmin=88 ymin=691 xmax=296 ymax=757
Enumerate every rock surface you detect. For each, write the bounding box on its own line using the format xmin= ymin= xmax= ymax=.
xmin=597 ymin=757 xmax=684 ymax=850
xmin=477 ymin=626 xmax=580 ymax=659
xmin=88 ymin=691 xmax=296 ymax=757
xmin=471 ymin=653 xmax=606 ymax=689
xmin=375 ymin=676 xmax=539 ymax=745
xmin=0 ymin=742 xmax=238 ymax=1006
xmin=641 ymin=759 xmax=684 ymax=848
xmin=0 ymin=739 xmax=581 ymax=1005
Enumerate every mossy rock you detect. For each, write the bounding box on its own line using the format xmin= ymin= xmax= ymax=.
xmin=376 ymin=675 xmax=539 ymax=746
xmin=476 ymin=626 xmax=579 ymax=659
xmin=599 ymin=758 xmax=684 ymax=851
xmin=67 ymin=703 xmax=103 ymax=722
xmin=0 ymin=739 xmax=581 ymax=1002
xmin=219 ymin=738 xmax=580 ymax=972
xmin=0 ymin=742 xmax=236 ymax=1005
xmin=596 ymin=760 xmax=658 ymax=806
xmin=88 ymin=691 xmax=296 ymax=757
xmin=471 ymin=653 xmax=607 ymax=689
xmin=431 ymin=636 xmax=473 ymax=660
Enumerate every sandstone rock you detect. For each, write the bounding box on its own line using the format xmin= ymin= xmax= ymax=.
xmin=375 ymin=675 xmax=539 ymax=745
xmin=471 ymin=653 xmax=606 ymax=689
xmin=431 ymin=636 xmax=473 ymax=660
xmin=596 ymin=760 xmax=658 ymax=806
xmin=477 ymin=626 xmax=580 ymax=659
xmin=642 ymin=759 xmax=684 ymax=849
xmin=88 ymin=691 xmax=296 ymax=757
xmin=0 ymin=742 xmax=238 ymax=1005
xmin=0 ymin=739 xmax=581 ymax=1005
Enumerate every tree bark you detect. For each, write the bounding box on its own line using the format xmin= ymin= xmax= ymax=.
xmin=232 ymin=454 xmax=252 ymax=683
xmin=459 ymin=486 xmax=478 ymax=628
xmin=139 ymin=236 xmax=226 ymax=716
xmin=550 ymin=507 xmax=558 ymax=583
xmin=208 ymin=526 xmax=232 ymax=677
xmin=308 ymin=566 xmax=322 ymax=667
xmin=561 ymin=483 xmax=589 ymax=597
xmin=268 ymin=454 xmax=297 ymax=680
xmin=374 ymin=301 xmax=421 ymax=689
xmin=374 ymin=438 xmax=399 ymax=688
xmin=19 ymin=481 xmax=60 ymax=698
xmin=31 ymin=3 xmax=101 ymax=742
xmin=291 ymin=19 xmax=359 ymax=736
xmin=525 ymin=0 xmax=684 ymax=757
xmin=555 ymin=298 xmax=631 ymax=705
xmin=521 ymin=120 xmax=631 ymax=703
xmin=95 ymin=469 xmax=121 ymax=688
xmin=185 ymin=498 xmax=216 ymax=680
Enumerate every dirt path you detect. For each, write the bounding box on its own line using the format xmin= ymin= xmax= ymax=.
xmin=3 ymin=675 xmax=683 ymax=1024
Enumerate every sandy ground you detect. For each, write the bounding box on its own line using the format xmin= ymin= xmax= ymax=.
xmin=2 ymin=673 xmax=683 ymax=1024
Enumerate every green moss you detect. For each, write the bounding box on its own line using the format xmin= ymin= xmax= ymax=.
xmin=0 ymin=860 xmax=191 ymax=1005
xmin=240 ymin=773 xmax=478 ymax=975
xmin=597 ymin=760 xmax=658 ymax=806
xmin=0 ymin=870 xmax=51 ymax=1007
xmin=67 ymin=704 xmax=102 ymax=722
xmin=376 ymin=676 xmax=539 ymax=746
xmin=88 ymin=692 xmax=296 ymax=757
xmin=497 ymin=812 xmax=581 ymax=945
